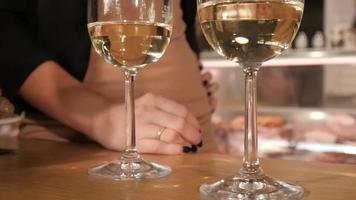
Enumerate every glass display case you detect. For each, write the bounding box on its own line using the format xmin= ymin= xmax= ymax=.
xmin=197 ymin=0 xmax=356 ymax=165
xmin=196 ymin=0 xmax=356 ymax=163
xmin=203 ymin=49 xmax=356 ymax=165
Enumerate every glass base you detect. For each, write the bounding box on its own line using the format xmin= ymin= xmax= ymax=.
xmin=200 ymin=175 xmax=304 ymax=200
xmin=88 ymin=158 xmax=171 ymax=180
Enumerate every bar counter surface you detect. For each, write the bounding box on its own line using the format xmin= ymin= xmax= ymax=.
xmin=0 ymin=140 xmax=355 ymax=200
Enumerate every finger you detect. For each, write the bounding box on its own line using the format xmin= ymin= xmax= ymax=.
xmin=138 ymin=125 xmax=190 ymax=146
xmin=137 ymin=138 xmax=183 ymax=155
xmin=138 ymin=105 xmax=201 ymax=145
xmin=159 ymin=129 xmax=191 ymax=146
xmin=144 ymin=107 xmax=201 ymax=145
xmin=141 ymin=94 xmax=200 ymax=130
xmin=207 ymin=82 xmax=219 ymax=93
xmin=209 ymin=96 xmax=218 ymax=112
xmin=201 ymin=71 xmax=213 ymax=82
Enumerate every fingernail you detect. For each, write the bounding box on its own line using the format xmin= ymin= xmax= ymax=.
xmin=197 ymin=140 xmax=203 ymax=148
xmin=191 ymin=145 xmax=198 ymax=153
xmin=203 ymin=80 xmax=208 ymax=86
xmin=207 ymin=92 xmax=212 ymax=97
xmin=183 ymin=146 xmax=191 ymax=153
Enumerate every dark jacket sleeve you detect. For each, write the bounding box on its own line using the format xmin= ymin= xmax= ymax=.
xmin=0 ymin=2 xmax=54 ymax=99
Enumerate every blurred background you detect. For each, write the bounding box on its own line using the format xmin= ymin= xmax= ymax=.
xmin=1 ymin=0 xmax=355 ymax=164
xmin=199 ymin=0 xmax=356 ymax=164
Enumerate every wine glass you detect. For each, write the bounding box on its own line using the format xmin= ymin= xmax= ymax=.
xmin=87 ymin=0 xmax=173 ymax=180
xmin=198 ymin=0 xmax=304 ymax=199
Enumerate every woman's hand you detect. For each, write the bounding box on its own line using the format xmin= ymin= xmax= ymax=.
xmin=19 ymin=61 xmax=202 ymax=155
xmin=201 ymin=71 xmax=219 ymax=112
xmin=91 ymin=93 xmax=202 ymax=154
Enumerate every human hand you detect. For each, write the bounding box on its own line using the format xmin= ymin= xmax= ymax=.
xmin=201 ymin=71 xmax=219 ymax=113
xmin=91 ymin=93 xmax=202 ymax=154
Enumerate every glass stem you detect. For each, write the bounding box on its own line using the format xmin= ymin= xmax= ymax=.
xmin=122 ymin=69 xmax=139 ymax=161
xmin=240 ymin=64 xmax=263 ymax=176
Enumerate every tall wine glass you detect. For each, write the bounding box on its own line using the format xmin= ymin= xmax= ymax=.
xmin=198 ymin=0 xmax=304 ymax=199
xmin=87 ymin=0 xmax=173 ymax=180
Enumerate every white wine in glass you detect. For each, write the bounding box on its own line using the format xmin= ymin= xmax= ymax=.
xmin=88 ymin=22 xmax=171 ymax=68
xmin=87 ymin=0 xmax=173 ymax=181
xmin=198 ymin=0 xmax=304 ymax=199
xmin=199 ymin=1 xmax=303 ymax=63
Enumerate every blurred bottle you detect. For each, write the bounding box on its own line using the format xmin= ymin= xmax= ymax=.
xmin=312 ymin=31 xmax=325 ymax=49
xmin=330 ymin=27 xmax=344 ymax=48
xmin=343 ymin=29 xmax=356 ymax=50
xmin=295 ymin=31 xmax=308 ymax=49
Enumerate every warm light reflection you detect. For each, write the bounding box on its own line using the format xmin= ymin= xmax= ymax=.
xmin=235 ymin=36 xmax=249 ymax=45
xmin=222 ymin=12 xmax=229 ymax=20
xmin=152 ymin=184 xmax=181 ymax=189
xmin=309 ymin=111 xmax=327 ymax=120
xmin=310 ymin=51 xmax=324 ymax=58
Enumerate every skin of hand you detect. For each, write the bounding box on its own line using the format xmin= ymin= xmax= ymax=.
xmin=201 ymin=71 xmax=219 ymax=112
xmin=92 ymin=93 xmax=202 ymax=154
xmin=20 ymin=61 xmax=202 ymax=155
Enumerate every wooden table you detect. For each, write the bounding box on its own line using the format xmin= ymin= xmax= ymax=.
xmin=0 ymin=140 xmax=355 ymax=200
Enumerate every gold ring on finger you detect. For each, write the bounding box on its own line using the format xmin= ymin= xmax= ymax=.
xmin=157 ymin=127 xmax=167 ymax=140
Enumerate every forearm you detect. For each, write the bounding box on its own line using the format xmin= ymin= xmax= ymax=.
xmin=17 ymin=61 xmax=203 ymax=154
xmin=19 ymin=61 xmax=113 ymax=138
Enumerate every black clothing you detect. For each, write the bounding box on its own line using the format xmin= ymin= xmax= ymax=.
xmin=0 ymin=0 xmax=199 ymax=112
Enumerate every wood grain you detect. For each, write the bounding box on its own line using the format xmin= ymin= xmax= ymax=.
xmin=0 ymin=140 xmax=355 ymax=200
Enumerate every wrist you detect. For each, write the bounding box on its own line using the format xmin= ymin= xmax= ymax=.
xmin=89 ymin=102 xmax=126 ymax=150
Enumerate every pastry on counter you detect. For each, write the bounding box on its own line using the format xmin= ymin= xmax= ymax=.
xmin=0 ymin=89 xmax=15 ymax=118
xmin=231 ymin=115 xmax=286 ymax=131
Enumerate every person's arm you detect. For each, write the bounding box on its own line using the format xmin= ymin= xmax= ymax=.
xmin=0 ymin=6 xmax=54 ymax=99
xmin=19 ymin=61 xmax=111 ymax=139
xmin=0 ymin=2 xmax=202 ymax=154
xmin=0 ymin=1 xmax=107 ymax=143
xmin=20 ymin=61 xmax=203 ymax=154
xmin=0 ymin=1 xmax=110 ymax=137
